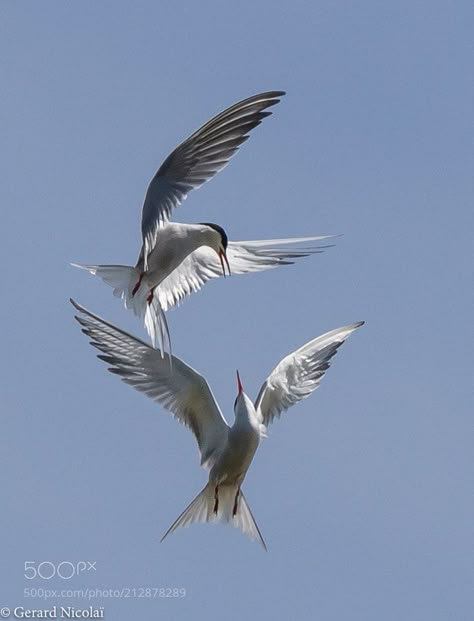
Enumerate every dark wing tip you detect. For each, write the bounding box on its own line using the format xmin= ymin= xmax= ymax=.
xmin=261 ymin=90 xmax=286 ymax=98
xmin=70 ymin=297 xmax=82 ymax=311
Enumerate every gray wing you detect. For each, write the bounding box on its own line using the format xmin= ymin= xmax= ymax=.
xmin=155 ymin=235 xmax=335 ymax=312
xmin=71 ymin=299 xmax=229 ymax=468
xmin=254 ymin=323 xmax=364 ymax=427
xmin=141 ymin=91 xmax=285 ymax=265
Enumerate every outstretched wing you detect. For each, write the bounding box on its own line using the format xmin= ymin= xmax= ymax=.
xmin=71 ymin=299 xmax=229 ymax=468
xmin=141 ymin=91 xmax=285 ymax=265
xmin=154 ymin=235 xmax=335 ymax=312
xmin=254 ymin=323 xmax=364 ymax=426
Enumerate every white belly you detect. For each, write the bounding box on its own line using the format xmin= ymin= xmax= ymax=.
xmin=210 ymin=427 xmax=260 ymax=486
xmin=143 ymin=226 xmax=199 ymax=288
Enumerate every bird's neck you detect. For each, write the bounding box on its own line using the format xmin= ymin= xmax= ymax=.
xmin=234 ymin=402 xmax=260 ymax=433
xmin=184 ymin=224 xmax=219 ymax=251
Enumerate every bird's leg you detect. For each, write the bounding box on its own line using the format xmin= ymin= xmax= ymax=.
xmin=232 ymin=487 xmax=240 ymax=517
xmin=147 ymin=286 xmax=156 ymax=305
xmin=132 ymin=272 xmax=144 ymax=297
xmin=213 ymin=485 xmax=219 ymax=514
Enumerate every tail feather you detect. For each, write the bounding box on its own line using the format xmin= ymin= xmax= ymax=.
xmin=145 ymin=297 xmax=172 ymax=363
xmin=71 ymin=263 xmax=141 ymax=310
xmin=161 ymin=483 xmax=266 ymax=549
xmin=234 ymin=490 xmax=267 ymax=550
xmin=71 ymin=263 xmax=170 ymax=357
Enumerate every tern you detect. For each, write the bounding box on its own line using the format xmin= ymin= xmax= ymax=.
xmin=72 ymin=299 xmax=364 ymax=549
xmin=72 ymin=91 xmax=334 ymax=353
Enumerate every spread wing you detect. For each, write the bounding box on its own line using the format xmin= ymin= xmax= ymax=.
xmin=254 ymin=323 xmax=364 ymax=426
xmin=141 ymin=91 xmax=285 ymax=266
xmin=71 ymin=299 xmax=229 ymax=468
xmin=154 ymin=235 xmax=335 ymax=312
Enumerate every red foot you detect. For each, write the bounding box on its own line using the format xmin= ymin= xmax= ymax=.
xmin=147 ymin=288 xmax=155 ymax=305
xmin=132 ymin=273 xmax=144 ymax=297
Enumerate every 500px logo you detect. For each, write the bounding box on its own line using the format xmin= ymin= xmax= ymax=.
xmin=24 ymin=561 xmax=97 ymax=580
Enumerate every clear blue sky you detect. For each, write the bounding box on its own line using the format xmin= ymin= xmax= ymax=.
xmin=1 ymin=1 xmax=472 ymax=619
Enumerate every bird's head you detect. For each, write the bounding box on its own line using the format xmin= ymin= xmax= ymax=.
xmin=233 ymin=370 xmax=253 ymax=414
xmin=233 ymin=370 xmax=267 ymax=437
xmin=199 ymin=222 xmax=231 ymax=277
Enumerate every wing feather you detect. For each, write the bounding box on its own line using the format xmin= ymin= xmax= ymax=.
xmin=141 ymin=91 xmax=285 ymax=265
xmin=254 ymin=323 xmax=364 ymax=426
xmin=71 ymin=299 xmax=229 ymax=467
xmin=154 ymin=235 xmax=336 ymax=312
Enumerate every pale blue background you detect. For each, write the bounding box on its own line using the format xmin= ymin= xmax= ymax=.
xmin=1 ymin=1 xmax=472 ymax=619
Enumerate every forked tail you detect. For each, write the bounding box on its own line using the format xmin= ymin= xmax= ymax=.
xmin=160 ymin=483 xmax=266 ymax=549
xmin=71 ymin=263 xmax=171 ymax=358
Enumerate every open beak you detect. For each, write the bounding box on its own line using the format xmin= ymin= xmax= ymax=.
xmin=236 ymin=370 xmax=244 ymax=394
xmin=219 ymin=248 xmax=231 ymax=278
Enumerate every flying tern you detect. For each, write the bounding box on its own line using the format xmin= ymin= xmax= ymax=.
xmin=72 ymin=299 xmax=364 ymax=549
xmin=72 ymin=229 xmax=333 ymax=354
xmin=72 ymin=91 xmax=334 ymax=353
